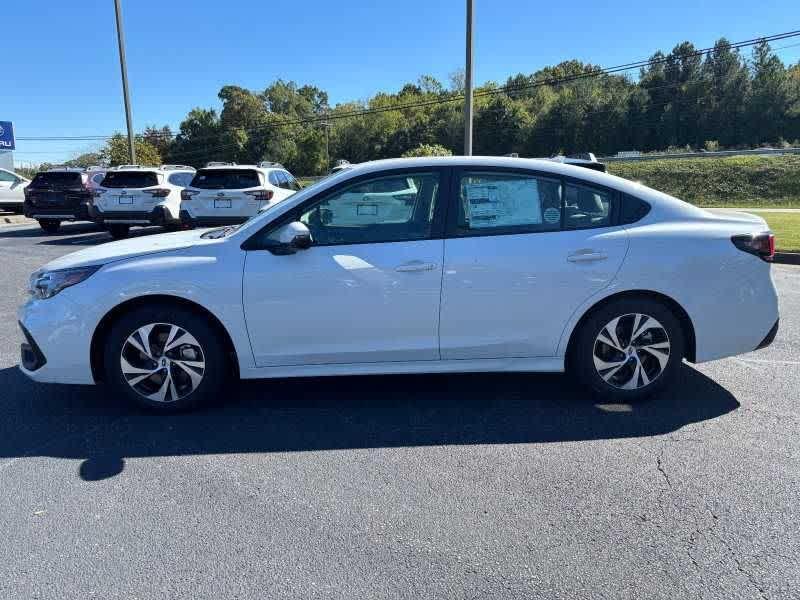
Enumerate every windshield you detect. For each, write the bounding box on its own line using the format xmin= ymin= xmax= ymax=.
xmin=190 ymin=169 xmax=261 ymax=190
xmin=101 ymin=171 xmax=160 ymax=188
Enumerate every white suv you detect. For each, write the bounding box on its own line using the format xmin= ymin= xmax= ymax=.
xmin=90 ymin=165 xmax=196 ymax=239
xmin=180 ymin=162 xmax=300 ymax=227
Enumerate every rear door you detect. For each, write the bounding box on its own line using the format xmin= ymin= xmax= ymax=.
xmin=439 ymin=168 xmax=629 ymax=359
xmin=191 ymin=168 xmax=265 ymax=218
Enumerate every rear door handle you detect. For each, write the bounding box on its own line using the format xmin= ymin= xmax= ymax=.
xmin=567 ymin=250 xmax=608 ymax=263
xmin=395 ymin=261 xmax=437 ymax=272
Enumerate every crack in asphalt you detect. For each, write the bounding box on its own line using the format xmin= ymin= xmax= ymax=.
xmin=650 ymin=439 xmax=770 ymax=599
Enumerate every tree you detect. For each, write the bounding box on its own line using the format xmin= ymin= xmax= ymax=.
xmin=401 ymin=144 xmax=453 ymax=158
xmin=64 ymin=152 xmax=103 ymax=168
xmin=101 ymin=134 xmax=161 ymax=166
xmin=165 ymin=108 xmax=222 ymax=167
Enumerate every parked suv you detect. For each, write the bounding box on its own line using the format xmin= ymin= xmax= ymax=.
xmin=180 ymin=162 xmax=300 ymax=227
xmin=90 ymin=165 xmax=196 ymax=239
xmin=23 ymin=168 xmax=94 ymax=233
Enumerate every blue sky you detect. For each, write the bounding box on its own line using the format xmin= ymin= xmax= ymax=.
xmin=5 ymin=0 xmax=800 ymax=165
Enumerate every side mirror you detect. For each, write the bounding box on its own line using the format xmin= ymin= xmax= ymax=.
xmin=263 ymin=221 xmax=312 ymax=255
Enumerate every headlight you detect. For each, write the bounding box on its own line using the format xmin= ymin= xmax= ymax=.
xmin=29 ymin=265 xmax=102 ymax=300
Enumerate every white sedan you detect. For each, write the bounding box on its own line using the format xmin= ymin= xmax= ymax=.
xmin=18 ymin=157 xmax=779 ymax=411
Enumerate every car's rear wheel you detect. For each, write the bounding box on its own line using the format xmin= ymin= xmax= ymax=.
xmin=108 ymin=224 xmax=130 ymax=239
xmin=103 ymin=306 xmax=228 ymax=412
xmin=570 ymin=297 xmax=685 ymax=402
xmin=38 ymin=219 xmax=61 ymax=234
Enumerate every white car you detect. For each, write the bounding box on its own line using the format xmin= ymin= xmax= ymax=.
xmin=180 ymin=162 xmax=300 ymax=227
xmin=18 ymin=157 xmax=779 ymax=412
xmin=0 ymin=168 xmax=29 ymax=212
xmin=90 ymin=165 xmax=196 ymax=239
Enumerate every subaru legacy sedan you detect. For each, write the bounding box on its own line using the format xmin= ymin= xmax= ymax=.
xmin=19 ymin=157 xmax=779 ymax=411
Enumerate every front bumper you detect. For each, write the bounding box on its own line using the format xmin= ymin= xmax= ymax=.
xmin=180 ymin=210 xmax=249 ymax=227
xmin=90 ymin=204 xmax=178 ymax=226
xmin=17 ymin=295 xmax=95 ymax=384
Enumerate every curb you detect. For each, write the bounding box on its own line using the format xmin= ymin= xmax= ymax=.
xmin=774 ymin=252 xmax=800 ymax=266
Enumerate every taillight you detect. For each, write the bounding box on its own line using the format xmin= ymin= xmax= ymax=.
xmin=732 ymin=232 xmax=775 ymax=262
xmin=144 ymin=188 xmax=171 ymax=198
xmin=245 ymin=190 xmax=274 ymax=202
xmin=181 ymin=190 xmax=199 ymax=201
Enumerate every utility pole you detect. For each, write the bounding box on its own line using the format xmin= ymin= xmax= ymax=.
xmin=321 ymin=121 xmax=330 ymax=172
xmin=464 ymin=0 xmax=474 ymax=156
xmin=113 ymin=0 xmax=136 ymax=164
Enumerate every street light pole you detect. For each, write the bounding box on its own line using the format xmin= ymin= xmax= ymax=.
xmin=113 ymin=0 xmax=136 ymax=164
xmin=464 ymin=0 xmax=474 ymax=156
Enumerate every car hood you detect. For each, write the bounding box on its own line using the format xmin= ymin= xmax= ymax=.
xmin=40 ymin=229 xmax=221 ymax=271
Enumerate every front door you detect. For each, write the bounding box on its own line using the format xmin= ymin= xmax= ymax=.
xmin=439 ymin=169 xmax=629 ymax=359
xmin=243 ymin=169 xmax=447 ymax=367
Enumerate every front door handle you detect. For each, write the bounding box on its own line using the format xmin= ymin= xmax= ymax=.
xmin=395 ymin=261 xmax=437 ymax=272
xmin=567 ymin=250 xmax=608 ymax=263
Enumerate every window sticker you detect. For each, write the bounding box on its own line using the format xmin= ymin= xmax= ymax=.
xmin=543 ymin=207 xmax=561 ymax=224
xmin=464 ymin=179 xmax=542 ymax=228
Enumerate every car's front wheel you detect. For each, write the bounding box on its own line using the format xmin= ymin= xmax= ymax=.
xmin=38 ymin=219 xmax=61 ymax=234
xmin=570 ymin=297 xmax=685 ymax=402
xmin=103 ymin=306 xmax=229 ymax=412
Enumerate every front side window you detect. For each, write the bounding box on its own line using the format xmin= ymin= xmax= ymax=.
xmin=455 ymin=172 xmax=562 ymax=234
xmin=0 ymin=170 xmax=16 ymax=182
xmin=563 ymin=183 xmax=612 ymax=229
xmin=295 ymin=172 xmax=440 ymax=245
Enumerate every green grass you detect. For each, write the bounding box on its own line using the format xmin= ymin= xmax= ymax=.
xmin=608 ymin=155 xmax=800 ymax=208
xmin=743 ymin=211 xmax=800 ymax=253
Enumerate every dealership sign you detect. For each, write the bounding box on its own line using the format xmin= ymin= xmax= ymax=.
xmin=0 ymin=121 xmax=15 ymax=150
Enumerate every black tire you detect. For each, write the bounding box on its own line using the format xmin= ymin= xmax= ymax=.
xmin=103 ymin=305 xmax=229 ymax=412
xmin=108 ymin=224 xmax=130 ymax=239
xmin=570 ymin=297 xmax=685 ymax=402
xmin=38 ymin=219 xmax=61 ymax=234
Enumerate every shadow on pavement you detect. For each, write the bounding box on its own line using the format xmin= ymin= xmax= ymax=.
xmin=0 ymin=222 xmax=167 ymax=246
xmin=0 ymin=364 xmax=739 ymax=481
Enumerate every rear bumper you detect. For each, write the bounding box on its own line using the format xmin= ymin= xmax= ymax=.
xmin=24 ymin=202 xmax=91 ymax=221
xmin=90 ymin=204 xmax=178 ymax=226
xmin=180 ymin=210 xmax=249 ymax=227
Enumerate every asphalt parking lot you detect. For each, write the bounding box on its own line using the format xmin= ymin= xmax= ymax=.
xmin=0 ymin=217 xmax=798 ymax=599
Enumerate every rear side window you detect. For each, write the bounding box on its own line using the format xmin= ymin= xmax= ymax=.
xmin=191 ymin=169 xmax=261 ymax=190
xmin=620 ymin=194 xmax=651 ymax=224
xmin=455 ymin=172 xmax=562 ymax=234
xmin=268 ymin=171 xmax=281 ymax=186
xmin=563 ymin=183 xmax=613 ymax=230
xmin=168 ymin=172 xmax=194 ymax=187
xmin=101 ymin=171 xmax=160 ymax=189
xmin=31 ymin=172 xmax=83 ymax=187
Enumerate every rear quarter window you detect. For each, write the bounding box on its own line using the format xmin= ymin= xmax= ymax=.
xmin=101 ymin=171 xmax=160 ymax=188
xmin=190 ymin=169 xmax=261 ymax=190
xmin=620 ymin=194 xmax=652 ymax=224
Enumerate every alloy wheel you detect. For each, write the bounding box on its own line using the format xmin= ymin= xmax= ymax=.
xmin=592 ymin=313 xmax=671 ymax=390
xmin=120 ymin=323 xmax=206 ymax=403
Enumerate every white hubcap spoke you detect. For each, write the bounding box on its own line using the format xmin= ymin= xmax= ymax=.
xmin=592 ymin=313 xmax=670 ymax=390
xmin=120 ymin=322 xmax=205 ymax=403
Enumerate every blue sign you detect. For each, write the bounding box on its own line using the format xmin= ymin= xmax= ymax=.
xmin=0 ymin=121 xmax=15 ymax=151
